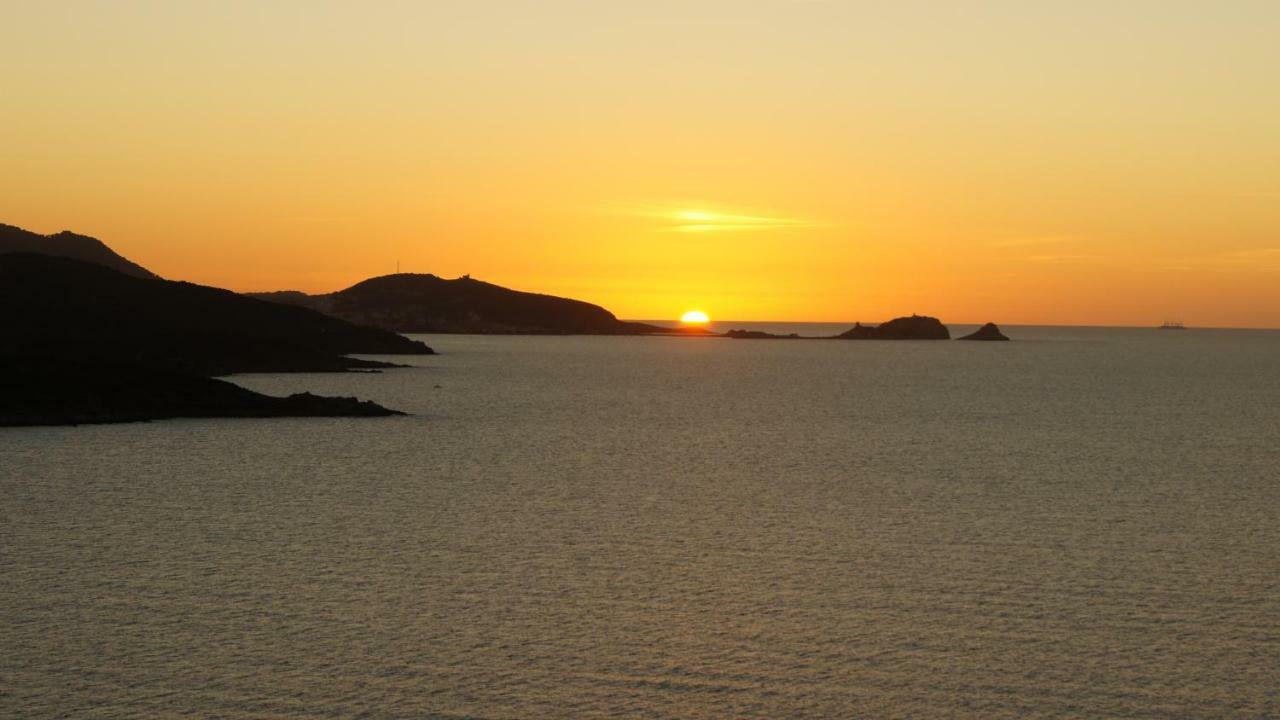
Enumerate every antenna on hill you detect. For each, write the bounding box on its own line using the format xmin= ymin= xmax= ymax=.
xmin=396 ymin=260 xmax=400 ymax=274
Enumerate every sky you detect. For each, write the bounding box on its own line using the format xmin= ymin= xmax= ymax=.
xmin=4 ymin=1 xmax=1279 ymax=326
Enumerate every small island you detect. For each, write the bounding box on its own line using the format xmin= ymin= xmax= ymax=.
xmin=834 ymin=315 xmax=950 ymax=340
xmin=726 ymin=314 xmax=962 ymax=341
xmin=958 ymin=322 xmax=1010 ymax=341
xmin=725 ymin=329 xmax=801 ymax=339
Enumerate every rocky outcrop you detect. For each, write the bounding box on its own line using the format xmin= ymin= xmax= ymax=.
xmin=958 ymin=322 xmax=1010 ymax=341
xmin=834 ymin=315 xmax=950 ymax=340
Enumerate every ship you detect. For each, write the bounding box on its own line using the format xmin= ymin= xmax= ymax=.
xmin=1158 ymin=320 xmax=1186 ymax=330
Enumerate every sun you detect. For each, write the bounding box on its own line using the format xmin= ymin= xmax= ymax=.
xmin=680 ymin=310 xmax=710 ymax=324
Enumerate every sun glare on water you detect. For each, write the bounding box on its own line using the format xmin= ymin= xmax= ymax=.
xmin=681 ymin=310 xmax=710 ymax=324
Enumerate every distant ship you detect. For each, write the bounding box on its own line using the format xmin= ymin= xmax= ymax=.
xmin=1158 ymin=321 xmax=1186 ymax=330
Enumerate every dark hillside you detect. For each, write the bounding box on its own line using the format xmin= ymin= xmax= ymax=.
xmin=1 ymin=223 xmax=157 ymax=279
xmin=0 ymin=254 xmax=433 ymax=376
xmin=251 ymin=273 xmax=703 ymax=335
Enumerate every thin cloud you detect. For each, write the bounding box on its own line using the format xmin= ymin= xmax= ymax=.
xmin=1023 ymin=254 xmax=1103 ymax=264
xmin=1193 ymin=191 xmax=1280 ymax=200
xmin=286 ymin=215 xmax=362 ymax=224
xmin=986 ymin=234 xmax=1083 ymax=248
xmin=666 ymin=210 xmax=812 ymax=233
xmin=1221 ymin=247 xmax=1280 ymax=259
xmin=1217 ymin=247 xmax=1280 ymax=271
xmin=1160 ymin=247 xmax=1280 ymax=273
xmin=610 ymin=202 xmax=819 ymax=233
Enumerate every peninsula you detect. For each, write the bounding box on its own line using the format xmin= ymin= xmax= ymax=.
xmin=251 ymin=274 xmax=713 ymax=336
xmin=1 ymin=225 xmax=434 ymax=425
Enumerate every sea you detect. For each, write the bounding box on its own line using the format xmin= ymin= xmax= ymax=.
xmin=3 ymin=324 xmax=1278 ymax=718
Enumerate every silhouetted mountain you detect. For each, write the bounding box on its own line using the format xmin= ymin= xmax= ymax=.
xmin=835 ymin=315 xmax=951 ymax=340
xmin=0 ymin=223 xmax=157 ymax=278
xmin=0 ymin=355 xmax=402 ymax=426
xmin=0 ymin=254 xmax=434 ymax=376
xmin=958 ymin=322 xmax=1010 ymax=341
xmin=251 ymin=274 xmax=708 ymax=335
xmin=0 ymin=253 xmax=433 ymax=425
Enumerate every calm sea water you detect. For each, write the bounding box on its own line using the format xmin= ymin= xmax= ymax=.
xmin=3 ymin=326 xmax=1279 ymax=718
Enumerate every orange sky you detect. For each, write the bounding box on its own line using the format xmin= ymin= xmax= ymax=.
xmin=4 ymin=2 xmax=1279 ymax=327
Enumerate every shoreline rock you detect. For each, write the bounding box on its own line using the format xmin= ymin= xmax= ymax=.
xmin=958 ymin=322 xmax=1010 ymax=341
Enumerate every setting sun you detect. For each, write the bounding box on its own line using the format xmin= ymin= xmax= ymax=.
xmin=680 ymin=310 xmax=710 ymax=324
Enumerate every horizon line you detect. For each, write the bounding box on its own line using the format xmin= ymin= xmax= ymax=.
xmin=626 ymin=318 xmax=1280 ymax=332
